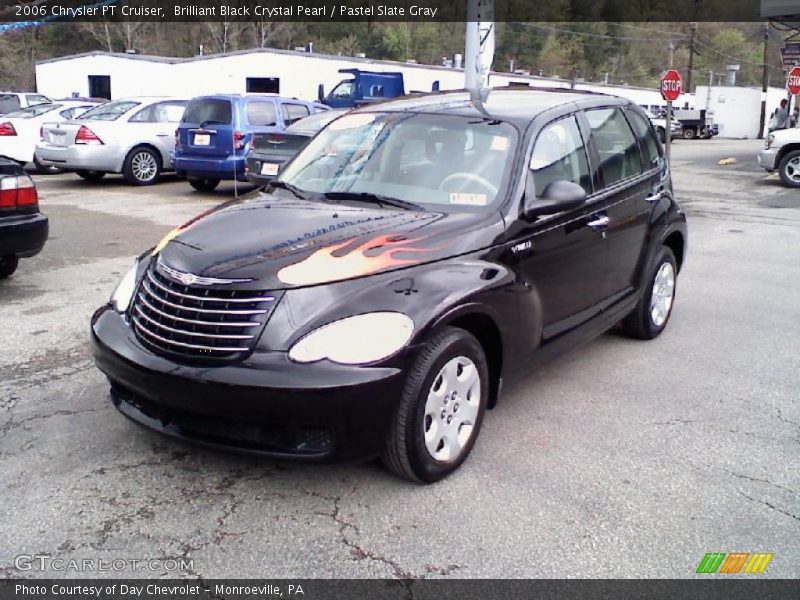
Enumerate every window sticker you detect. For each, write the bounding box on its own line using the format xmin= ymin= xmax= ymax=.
xmin=490 ymin=136 xmax=509 ymax=151
xmin=449 ymin=192 xmax=488 ymax=206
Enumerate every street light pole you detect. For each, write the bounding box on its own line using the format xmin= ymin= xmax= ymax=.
xmin=759 ymin=22 xmax=769 ymax=139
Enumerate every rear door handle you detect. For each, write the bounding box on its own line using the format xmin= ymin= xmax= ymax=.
xmin=586 ymin=215 xmax=609 ymax=230
xmin=645 ymin=190 xmax=663 ymax=203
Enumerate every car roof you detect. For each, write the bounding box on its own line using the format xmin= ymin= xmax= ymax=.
xmin=188 ymin=94 xmax=316 ymax=103
xmin=355 ymin=87 xmax=631 ymax=126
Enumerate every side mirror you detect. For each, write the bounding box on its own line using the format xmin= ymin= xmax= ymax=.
xmin=317 ymin=84 xmax=325 ymax=102
xmin=524 ymin=175 xmax=586 ymax=219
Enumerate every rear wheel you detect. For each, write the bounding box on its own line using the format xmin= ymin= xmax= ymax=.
xmin=75 ymin=170 xmax=105 ymax=182
xmin=778 ymin=149 xmax=800 ymax=188
xmin=188 ymin=178 xmax=220 ymax=192
xmin=123 ymin=146 xmax=161 ymax=186
xmin=382 ymin=327 xmax=489 ymax=483
xmin=682 ymin=127 xmax=696 ymax=140
xmin=33 ymin=155 xmax=63 ymax=175
xmin=0 ymin=255 xmax=19 ymax=279
xmin=621 ymin=247 xmax=678 ymax=340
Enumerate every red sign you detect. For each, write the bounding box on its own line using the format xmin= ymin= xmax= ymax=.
xmin=661 ymin=69 xmax=683 ymax=102
xmin=788 ymin=66 xmax=800 ymax=96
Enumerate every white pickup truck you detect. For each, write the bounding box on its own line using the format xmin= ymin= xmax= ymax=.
xmin=757 ymin=128 xmax=800 ymax=187
xmin=649 ymin=115 xmax=682 ymax=143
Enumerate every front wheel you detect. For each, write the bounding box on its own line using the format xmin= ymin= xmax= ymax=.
xmin=75 ymin=170 xmax=105 ymax=182
xmin=382 ymin=327 xmax=489 ymax=483
xmin=778 ymin=149 xmax=800 ymax=188
xmin=0 ymin=255 xmax=19 ymax=279
xmin=188 ymin=178 xmax=220 ymax=192
xmin=123 ymin=146 xmax=161 ymax=186
xmin=621 ymin=246 xmax=678 ymax=340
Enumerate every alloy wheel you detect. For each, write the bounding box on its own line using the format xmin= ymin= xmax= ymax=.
xmin=131 ymin=151 xmax=157 ymax=182
xmin=784 ymin=156 xmax=800 ymax=184
xmin=423 ymin=356 xmax=481 ymax=462
xmin=650 ymin=262 xmax=675 ymax=327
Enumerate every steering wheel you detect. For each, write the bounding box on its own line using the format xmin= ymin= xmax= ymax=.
xmin=438 ymin=172 xmax=498 ymax=197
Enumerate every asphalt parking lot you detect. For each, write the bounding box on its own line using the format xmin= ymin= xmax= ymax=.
xmin=1 ymin=139 xmax=798 ymax=579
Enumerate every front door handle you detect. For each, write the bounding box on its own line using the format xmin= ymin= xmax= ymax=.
xmin=645 ymin=190 xmax=663 ymax=203
xmin=586 ymin=215 xmax=609 ymax=230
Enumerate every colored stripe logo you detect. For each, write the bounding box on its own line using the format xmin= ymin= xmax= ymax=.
xmin=696 ymin=552 xmax=773 ymax=574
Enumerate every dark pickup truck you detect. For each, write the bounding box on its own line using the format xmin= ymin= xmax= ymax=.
xmin=0 ymin=158 xmax=48 ymax=278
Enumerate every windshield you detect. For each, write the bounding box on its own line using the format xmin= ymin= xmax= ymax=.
xmin=77 ymin=101 xmax=139 ymax=121
xmin=5 ymin=104 xmax=61 ymax=118
xmin=279 ymin=112 xmax=517 ymax=210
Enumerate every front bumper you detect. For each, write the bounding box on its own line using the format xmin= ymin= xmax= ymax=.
xmin=173 ymin=155 xmax=248 ymax=182
xmin=35 ymin=143 xmax=122 ymax=173
xmin=0 ymin=212 xmax=48 ymax=258
xmin=90 ymin=306 xmax=408 ymax=462
xmin=757 ymin=148 xmax=778 ymax=171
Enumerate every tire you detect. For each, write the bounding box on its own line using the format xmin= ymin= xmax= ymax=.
xmin=123 ymin=146 xmax=161 ymax=186
xmin=777 ymin=149 xmax=800 ymax=188
xmin=657 ymin=127 xmax=666 ymax=144
xmin=621 ymin=246 xmax=678 ymax=340
xmin=33 ymin=155 xmax=63 ymax=175
xmin=188 ymin=178 xmax=221 ymax=192
xmin=75 ymin=170 xmax=105 ymax=182
xmin=682 ymin=127 xmax=696 ymax=140
xmin=382 ymin=327 xmax=489 ymax=483
xmin=0 ymin=255 xmax=19 ymax=279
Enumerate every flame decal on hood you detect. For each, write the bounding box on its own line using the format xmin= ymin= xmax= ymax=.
xmin=277 ymin=234 xmax=435 ymax=286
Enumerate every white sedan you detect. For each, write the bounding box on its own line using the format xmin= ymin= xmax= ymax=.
xmin=36 ymin=97 xmax=187 ymax=185
xmin=0 ymin=101 xmax=99 ymax=172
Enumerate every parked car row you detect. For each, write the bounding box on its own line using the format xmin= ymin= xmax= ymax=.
xmin=15 ymin=93 xmax=326 ymax=189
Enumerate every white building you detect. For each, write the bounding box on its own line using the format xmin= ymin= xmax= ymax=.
xmin=695 ymin=85 xmax=793 ymax=138
xmin=36 ymin=47 xmax=669 ymax=109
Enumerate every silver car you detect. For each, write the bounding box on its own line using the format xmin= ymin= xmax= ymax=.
xmin=35 ymin=97 xmax=187 ymax=185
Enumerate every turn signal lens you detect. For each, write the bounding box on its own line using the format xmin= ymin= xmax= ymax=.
xmin=0 ymin=174 xmax=38 ymax=209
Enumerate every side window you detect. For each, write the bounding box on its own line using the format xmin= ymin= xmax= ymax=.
xmin=331 ymin=81 xmax=354 ymax=100
xmin=26 ymin=94 xmax=49 ymax=106
xmin=129 ymin=105 xmax=154 ymax=123
xmin=625 ymin=109 xmax=661 ymax=168
xmin=585 ymin=108 xmax=643 ymax=187
xmin=246 ymin=101 xmax=277 ymax=126
xmin=59 ymin=108 xmax=75 ymax=119
xmin=281 ymin=103 xmax=310 ymax=126
xmin=154 ymin=101 xmax=186 ymax=123
xmin=529 ymin=116 xmax=591 ymax=197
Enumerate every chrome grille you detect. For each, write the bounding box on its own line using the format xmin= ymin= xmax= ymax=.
xmin=131 ymin=263 xmax=278 ymax=362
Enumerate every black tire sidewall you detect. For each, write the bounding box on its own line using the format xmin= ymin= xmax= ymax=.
xmin=0 ymin=255 xmax=19 ymax=279
xmin=779 ymin=150 xmax=800 ymax=188
xmin=403 ymin=331 xmax=489 ymax=483
xmin=189 ymin=178 xmax=220 ymax=192
xmin=640 ymin=247 xmax=678 ymax=337
xmin=125 ymin=147 xmax=161 ymax=186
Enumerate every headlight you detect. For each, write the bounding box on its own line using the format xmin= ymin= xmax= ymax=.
xmin=766 ymin=134 xmax=775 ymax=149
xmin=110 ymin=262 xmax=138 ymax=313
xmin=289 ymin=312 xmax=414 ymax=365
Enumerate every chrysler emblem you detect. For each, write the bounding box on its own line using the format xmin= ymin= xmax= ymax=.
xmin=157 ymin=258 xmax=252 ymax=286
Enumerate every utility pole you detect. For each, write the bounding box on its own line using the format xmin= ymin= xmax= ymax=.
xmin=687 ymin=21 xmax=698 ymax=93
xmin=759 ymin=22 xmax=769 ymax=139
xmin=666 ymin=41 xmax=675 ymax=162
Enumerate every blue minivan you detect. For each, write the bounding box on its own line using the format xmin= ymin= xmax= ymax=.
xmin=173 ymin=94 xmax=326 ymax=191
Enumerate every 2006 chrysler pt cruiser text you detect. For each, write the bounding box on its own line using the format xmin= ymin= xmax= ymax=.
xmin=91 ymin=89 xmax=687 ymax=483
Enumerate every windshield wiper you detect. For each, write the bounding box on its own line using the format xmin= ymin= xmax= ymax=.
xmin=322 ymin=191 xmax=424 ymax=211
xmin=267 ymin=180 xmax=308 ymax=200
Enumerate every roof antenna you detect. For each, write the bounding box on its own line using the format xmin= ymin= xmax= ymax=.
xmin=465 ymin=0 xmax=495 ymax=107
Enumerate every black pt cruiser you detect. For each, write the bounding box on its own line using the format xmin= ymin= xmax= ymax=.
xmin=91 ymin=88 xmax=687 ymax=483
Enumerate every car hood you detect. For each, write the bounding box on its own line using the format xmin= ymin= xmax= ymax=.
xmin=156 ymin=191 xmax=505 ymax=289
xmin=771 ymin=128 xmax=800 ymax=145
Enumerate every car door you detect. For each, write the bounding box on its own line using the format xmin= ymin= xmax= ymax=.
xmin=509 ymin=113 xmax=615 ymax=341
xmin=127 ymin=101 xmax=184 ymax=166
xmin=581 ymin=107 xmax=654 ymax=301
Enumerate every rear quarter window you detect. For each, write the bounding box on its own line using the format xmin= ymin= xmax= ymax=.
xmin=625 ymin=109 xmax=661 ymax=168
xmin=585 ymin=107 xmax=644 ymax=187
xmin=183 ymin=98 xmax=232 ymax=126
xmin=247 ymin=101 xmax=278 ymax=127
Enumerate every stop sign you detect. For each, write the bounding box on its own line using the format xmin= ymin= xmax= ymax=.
xmin=788 ymin=66 xmax=800 ymax=95
xmin=661 ymin=69 xmax=683 ymax=102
